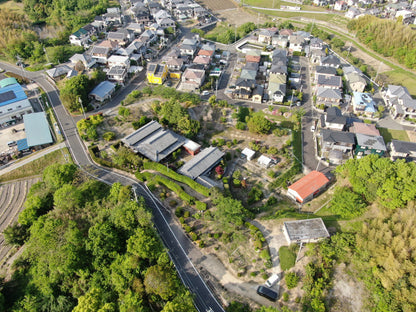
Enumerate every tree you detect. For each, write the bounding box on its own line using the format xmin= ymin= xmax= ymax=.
xmin=285 ymin=272 xmax=299 ymax=289
xmin=60 ymin=75 xmax=92 ymax=112
xmin=127 ymin=227 xmax=163 ymax=261
xmin=144 ymin=265 xmax=178 ymax=300
xmin=43 ymin=163 xmax=77 ymax=190
xmin=247 ymin=113 xmax=273 ymax=134
xmin=3 ymin=222 xmax=28 ymax=246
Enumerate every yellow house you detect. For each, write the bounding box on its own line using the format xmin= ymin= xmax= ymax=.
xmin=147 ymin=63 xmax=168 ymax=84
xmin=169 ymin=71 xmax=182 ymax=79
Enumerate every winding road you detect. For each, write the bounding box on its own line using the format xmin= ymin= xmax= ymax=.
xmin=0 ymin=62 xmax=225 ymax=312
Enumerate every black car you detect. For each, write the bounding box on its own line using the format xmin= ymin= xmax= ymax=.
xmin=257 ymin=286 xmax=278 ymax=302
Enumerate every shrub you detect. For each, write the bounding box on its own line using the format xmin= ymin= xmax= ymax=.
xmin=195 ymin=201 xmax=207 ymax=211
xmin=190 ymin=232 xmax=198 ymax=241
xmin=283 ymin=292 xmax=289 ymax=302
xmin=233 ymin=179 xmax=241 ymax=187
xmin=103 ymin=131 xmax=116 ymax=141
xmin=260 ymin=248 xmax=271 ymax=260
xmin=179 ymin=217 xmax=185 ymax=224
xmin=236 ymin=121 xmax=246 ymax=130
xmin=285 ymin=272 xmax=300 ymax=289
xmin=225 ymin=152 xmax=231 ymax=161
xmin=175 ymin=207 xmax=183 ymax=217
xmin=199 ymin=240 xmax=205 ymax=248
xmin=214 ymin=233 xmax=220 ymax=239
xmin=250 ymin=272 xmax=257 ymax=277
xmin=262 ymin=273 xmax=268 ymax=280
xmin=248 ymin=186 xmax=264 ymax=204
xmin=169 ymin=200 xmax=178 ymax=207
xmin=267 ymin=170 xmax=275 ymax=178
xmin=183 ymin=210 xmax=190 ymax=218
xmin=184 ymin=225 xmax=192 ymax=233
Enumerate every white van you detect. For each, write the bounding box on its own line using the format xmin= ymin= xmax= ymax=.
xmin=265 ymin=273 xmax=280 ymax=287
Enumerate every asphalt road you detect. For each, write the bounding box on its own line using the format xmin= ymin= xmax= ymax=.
xmin=0 ymin=61 xmax=225 ymax=312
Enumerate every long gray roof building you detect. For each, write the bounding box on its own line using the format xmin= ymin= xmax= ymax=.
xmin=283 ymin=218 xmax=330 ymax=244
xmin=122 ymin=120 xmax=186 ymax=162
xmin=178 ymin=146 xmax=224 ymax=179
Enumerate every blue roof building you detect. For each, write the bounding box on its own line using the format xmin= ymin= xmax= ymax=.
xmin=0 ymin=82 xmax=33 ymax=125
xmin=0 ymin=83 xmax=27 ymax=108
xmin=23 ymin=112 xmax=53 ymax=148
xmin=89 ymin=81 xmax=116 ymax=102
xmin=352 ymin=92 xmax=377 ymax=116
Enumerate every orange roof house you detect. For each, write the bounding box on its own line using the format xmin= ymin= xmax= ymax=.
xmin=287 ymin=171 xmax=330 ymax=203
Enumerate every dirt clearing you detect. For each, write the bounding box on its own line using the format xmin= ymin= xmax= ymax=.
xmin=345 ymin=41 xmax=392 ymax=73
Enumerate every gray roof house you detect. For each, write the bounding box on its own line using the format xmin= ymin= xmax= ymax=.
xmin=240 ymin=69 xmax=257 ymax=81
xmin=320 ymin=129 xmax=355 ymax=164
xmin=122 ymin=120 xmax=186 ymax=162
xmin=355 ymin=133 xmax=387 ymax=158
xmin=345 ymin=72 xmax=366 ymax=92
xmin=283 ymin=218 xmax=330 ymax=244
xmin=316 ymin=87 xmax=342 ymax=105
xmin=320 ymin=54 xmax=341 ymax=68
xmin=89 ymin=81 xmax=116 ymax=102
xmin=317 ymin=75 xmax=342 ymax=90
xmin=324 ymin=107 xmax=347 ymax=131
xmin=178 ymin=146 xmax=224 ymax=180
xmin=383 ymin=85 xmax=416 ymax=121
xmin=389 ymin=140 xmax=416 ymax=162
xmin=315 ymin=66 xmax=337 ymax=79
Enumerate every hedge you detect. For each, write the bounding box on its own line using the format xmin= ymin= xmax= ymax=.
xmin=88 ymin=145 xmax=123 ymax=170
xmin=143 ymin=162 xmax=210 ymax=197
xmin=135 ymin=171 xmax=195 ymax=205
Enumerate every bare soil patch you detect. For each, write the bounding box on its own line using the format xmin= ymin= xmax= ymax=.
xmin=196 ymin=0 xmax=237 ymax=12
xmin=345 ymin=41 xmax=392 ymax=73
xmin=406 ymin=130 xmax=416 ymax=143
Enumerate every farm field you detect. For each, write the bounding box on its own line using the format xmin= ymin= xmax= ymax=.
xmin=196 ymin=0 xmax=237 ymax=11
xmin=0 ymin=178 xmax=40 ymax=270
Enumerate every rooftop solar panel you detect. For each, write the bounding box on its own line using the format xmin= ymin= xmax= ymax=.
xmin=0 ymin=90 xmax=16 ymax=104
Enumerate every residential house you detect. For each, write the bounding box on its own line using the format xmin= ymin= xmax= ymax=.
xmin=345 ymin=72 xmax=366 ymax=92
xmin=69 ymin=28 xmax=90 ymax=46
xmin=269 ymin=64 xmax=287 ymax=76
xmin=309 ymin=37 xmax=325 ymax=50
xmin=158 ymin=17 xmax=176 ymax=29
xmin=147 ymin=63 xmax=168 ymax=84
xmin=92 ymin=15 xmax=107 ymax=30
xmin=245 ymin=49 xmax=261 ymax=63
xmin=198 ymin=43 xmax=215 ymax=57
xmin=126 ymin=22 xmax=144 ymax=35
xmin=257 ymin=155 xmax=272 ymax=168
xmin=178 ymin=146 xmax=224 ymax=180
xmin=269 ymin=72 xmax=286 ymax=85
xmin=0 ymin=81 xmax=34 ymax=125
xmin=233 ymin=78 xmax=255 ymax=100
xmin=283 ymin=218 xmax=330 ymax=243
xmin=192 ymin=55 xmax=211 ymax=68
xmin=69 ymin=53 xmax=96 ymax=70
xmin=279 ymin=29 xmax=294 ymax=37
xmin=240 ymin=68 xmax=257 ymax=81
xmin=272 ymin=35 xmax=289 ymax=48
xmin=314 ymin=66 xmax=337 ymax=81
xmin=252 ymin=85 xmax=264 ymax=103
xmin=107 ymin=66 xmax=128 ymax=84
xmin=181 ymin=68 xmax=205 ymax=90
xmin=89 ymin=81 xmax=116 ymax=102
xmin=183 ymin=139 xmax=201 ymax=156
xmin=316 ymin=87 xmax=342 ymax=105
xmin=389 ymin=140 xmax=416 ymax=162
xmin=289 ymin=35 xmax=304 ymax=52
xmin=323 ymin=107 xmax=347 ymax=131
xmin=345 ymin=7 xmax=361 ymax=18
xmin=134 ymin=8 xmax=151 ymax=24
xmin=272 ymin=48 xmax=288 ymax=62
xmin=320 ymin=54 xmax=341 ymax=68
xmin=320 ymin=129 xmax=356 ymax=164
xmin=139 ymin=29 xmax=157 ymax=45
xmin=310 ymin=48 xmax=327 ymax=64
xmin=148 ymin=1 xmax=163 ymax=15
xmin=349 ymin=122 xmax=380 ymax=136
xmin=179 ymin=37 xmax=198 ymax=57
xmin=241 ymin=147 xmax=256 ymax=161
xmin=316 ymin=75 xmax=342 ymax=90
xmin=107 ymin=55 xmax=130 ymax=68
xmin=383 ymin=85 xmax=416 ymax=121
xmin=334 ymin=0 xmax=348 ymax=10
xmin=258 ymin=29 xmax=274 ymax=45
xmin=107 ymin=29 xmax=133 ymax=47
xmin=355 ymin=133 xmax=387 ymax=157
xmin=91 ymin=46 xmax=111 ymax=64
xmin=46 ymin=65 xmax=72 ymax=80
xmin=352 ymin=92 xmax=376 ymax=116
xmin=155 ymin=9 xmax=171 ymax=23
xmin=104 ymin=9 xmax=122 ymax=25
xmin=268 ymin=82 xmax=286 ymax=102
xmin=287 ymin=171 xmax=330 ymax=203
xmin=97 ymin=40 xmax=119 ymax=52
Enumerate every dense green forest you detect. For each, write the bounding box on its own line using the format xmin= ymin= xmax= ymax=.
xmin=348 ymin=15 xmax=416 ymax=70
xmin=1 ymin=163 xmax=196 ymax=312
xmin=0 ymin=0 xmax=111 ymax=63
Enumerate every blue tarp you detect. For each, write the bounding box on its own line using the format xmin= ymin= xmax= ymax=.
xmin=17 ymin=138 xmax=29 ymax=151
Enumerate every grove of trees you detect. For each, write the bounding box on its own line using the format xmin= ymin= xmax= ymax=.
xmin=1 ymin=164 xmax=195 ymax=312
xmin=348 ymin=15 xmax=416 ymax=69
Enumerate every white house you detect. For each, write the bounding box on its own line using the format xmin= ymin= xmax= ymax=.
xmin=107 ymin=55 xmax=130 ymax=68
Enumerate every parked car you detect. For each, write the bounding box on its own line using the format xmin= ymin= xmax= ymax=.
xmin=257 ymin=286 xmax=278 ymax=302
xmin=265 ymin=273 xmax=280 ymax=287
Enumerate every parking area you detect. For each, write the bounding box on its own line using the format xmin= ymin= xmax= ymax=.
xmin=0 ymin=123 xmax=26 ymax=155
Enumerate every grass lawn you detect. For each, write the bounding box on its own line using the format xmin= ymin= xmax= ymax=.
xmin=0 ymin=147 xmax=72 ymax=182
xmin=384 ymin=70 xmax=416 ymax=97
xmin=279 ymin=245 xmax=296 ymax=270
xmin=243 ymin=0 xmax=279 ymax=8
xmin=254 ymin=9 xmax=337 ymax=22
xmin=378 ymin=127 xmax=410 ymax=143
xmin=0 ymin=0 xmax=24 ymax=14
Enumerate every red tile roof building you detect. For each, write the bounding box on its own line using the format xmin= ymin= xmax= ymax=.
xmin=287 ymin=171 xmax=330 ymax=203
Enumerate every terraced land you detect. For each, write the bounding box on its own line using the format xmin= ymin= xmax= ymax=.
xmin=0 ymin=178 xmax=40 ymax=266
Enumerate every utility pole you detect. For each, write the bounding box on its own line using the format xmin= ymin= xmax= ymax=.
xmin=79 ymin=97 xmax=87 ymax=119
xmin=296 ymin=242 xmax=303 ymax=262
